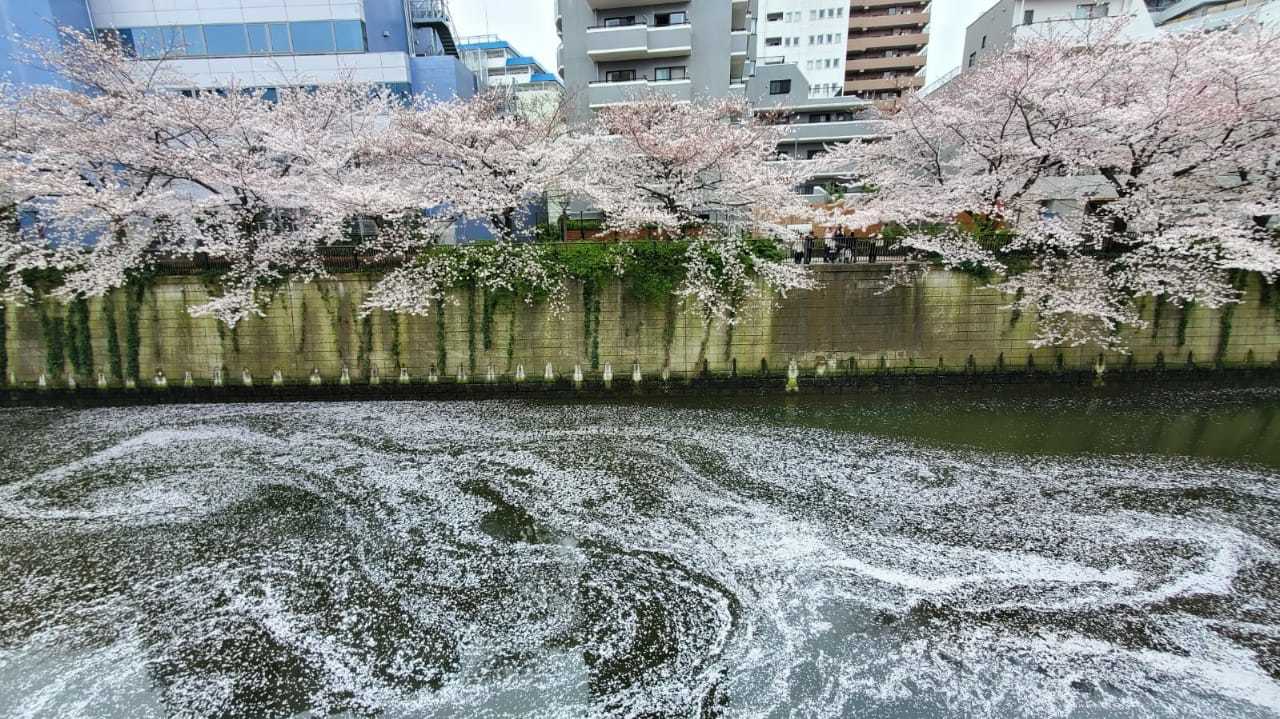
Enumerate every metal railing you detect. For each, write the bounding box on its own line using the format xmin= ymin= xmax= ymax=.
xmin=408 ymin=0 xmax=449 ymax=23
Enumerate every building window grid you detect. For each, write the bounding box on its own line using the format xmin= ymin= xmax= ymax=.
xmin=109 ymin=20 xmax=367 ymax=60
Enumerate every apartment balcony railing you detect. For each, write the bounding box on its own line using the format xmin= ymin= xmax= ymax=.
xmin=850 ymin=0 xmax=930 ymax=9
xmin=847 ymin=32 xmax=929 ymax=52
xmin=588 ymin=76 xmax=692 ymax=108
xmin=585 ymin=22 xmax=692 ymax=61
xmin=844 ymin=75 xmax=924 ymax=94
xmin=779 ymin=120 xmax=883 ymax=144
xmin=845 ymin=54 xmax=926 ymax=72
xmin=1012 ymin=16 xmax=1143 ymax=45
xmin=848 ymin=11 xmax=930 ymax=30
xmin=585 ymin=0 xmax=663 ymax=9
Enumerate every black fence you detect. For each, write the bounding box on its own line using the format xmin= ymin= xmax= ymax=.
xmin=791 ymin=237 xmax=912 ymax=265
xmin=151 ymin=235 xmax=920 ymax=276
xmin=153 ymin=245 xmax=405 ymax=275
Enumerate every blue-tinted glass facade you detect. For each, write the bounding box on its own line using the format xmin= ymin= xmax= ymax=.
xmin=203 ymin=24 xmax=248 ymax=56
xmin=104 ymin=20 xmax=366 ymax=60
xmin=289 ymin=21 xmax=334 ymax=54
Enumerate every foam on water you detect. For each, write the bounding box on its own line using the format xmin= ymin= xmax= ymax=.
xmin=0 ymin=401 xmax=1278 ymax=718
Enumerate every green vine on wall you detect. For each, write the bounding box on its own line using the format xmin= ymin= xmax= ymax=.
xmin=581 ymin=279 xmax=601 ymax=371
xmin=103 ymin=292 xmax=123 ymax=382
xmin=481 ymin=290 xmax=499 ymax=352
xmin=0 ymin=302 xmax=7 ymax=384
xmin=358 ymin=313 xmax=374 ymax=375
xmin=1176 ymin=301 xmax=1194 ymax=348
xmin=37 ymin=300 xmax=66 ymax=381
xmin=389 ymin=311 xmax=402 ymax=366
xmin=662 ymin=295 xmax=677 ymax=369
xmin=1152 ymin=294 xmax=1166 ymax=339
xmin=125 ymin=282 xmax=145 ymax=382
xmin=1215 ymin=271 xmax=1248 ymax=368
xmin=506 ymin=312 xmax=516 ymax=370
xmin=466 ymin=286 xmax=477 ymax=374
xmin=434 ymin=298 xmax=447 ymax=372
xmin=64 ymin=297 xmax=94 ymax=378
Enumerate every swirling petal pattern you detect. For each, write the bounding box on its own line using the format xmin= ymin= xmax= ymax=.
xmin=0 ymin=401 xmax=1277 ymax=718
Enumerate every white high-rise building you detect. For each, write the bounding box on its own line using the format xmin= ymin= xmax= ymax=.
xmin=755 ymin=0 xmax=851 ymax=98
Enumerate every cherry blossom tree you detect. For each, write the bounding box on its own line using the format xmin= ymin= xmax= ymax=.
xmin=573 ymin=94 xmax=820 ymax=320
xmin=1 ymin=30 xmax=425 ymax=325
xmin=827 ymin=21 xmax=1280 ymax=348
xmin=387 ymin=88 xmax=584 ymax=240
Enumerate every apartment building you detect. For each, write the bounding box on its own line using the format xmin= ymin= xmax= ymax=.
xmin=554 ymin=0 xmax=754 ymax=121
xmin=963 ymin=0 xmax=1161 ymax=72
xmin=0 ymin=0 xmax=476 ymax=99
xmin=754 ymin=1 xmax=851 ymax=98
xmin=460 ymin=34 xmax=564 ymax=119
xmin=1147 ymin=0 xmax=1278 ymax=30
xmin=844 ymin=1 xmax=930 ymax=105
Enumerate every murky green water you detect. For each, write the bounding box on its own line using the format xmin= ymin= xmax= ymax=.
xmin=1 ymin=384 xmax=1278 ymax=718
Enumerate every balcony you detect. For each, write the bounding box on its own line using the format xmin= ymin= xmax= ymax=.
xmin=845 ymin=54 xmax=925 ymax=72
xmin=588 ymin=77 xmax=691 ymax=108
xmin=844 ymin=75 xmax=924 ymax=94
xmin=850 ymin=0 xmax=930 ymax=8
xmin=847 ymin=32 xmax=929 ymax=53
xmin=731 ymin=30 xmax=750 ymax=56
xmin=780 ymin=120 xmax=882 ymax=144
xmin=586 ymin=23 xmax=691 ymax=61
xmin=848 ymin=11 xmax=930 ymax=30
xmin=586 ymin=0 xmax=663 ymax=8
xmin=1012 ymin=16 xmax=1149 ymax=46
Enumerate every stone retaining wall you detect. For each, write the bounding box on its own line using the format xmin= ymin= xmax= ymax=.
xmin=3 ymin=265 xmax=1278 ymax=390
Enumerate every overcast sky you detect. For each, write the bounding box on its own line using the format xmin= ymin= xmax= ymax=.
xmin=447 ymin=0 xmax=997 ymax=89
xmin=924 ymin=0 xmax=999 ymax=85
xmin=450 ymin=0 xmax=559 ymax=75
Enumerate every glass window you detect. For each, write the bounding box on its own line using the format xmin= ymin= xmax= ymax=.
xmin=204 ymin=24 xmax=248 ymax=56
xmin=289 ymin=21 xmax=334 ymax=53
xmin=268 ymin=23 xmax=291 ymax=53
xmin=333 ymin=20 xmax=365 ymax=52
xmin=95 ymin=29 xmax=135 ymax=56
xmin=769 ymin=79 xmax=790 ymax=95
xmin=132 ymin=26 xmax=177 ymax=59
xmin=604 ymin=69 xmax=635 ymax=82
xmin=246 ymin=24 xmax=270 ymax=54
xmin=179 ymin=25 xmax=206 ymax=56
xmin=603 ymin=16 xmax=636 ymax=27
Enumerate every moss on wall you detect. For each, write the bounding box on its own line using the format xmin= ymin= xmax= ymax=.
xmin=434 ymin=298 xmax=447 ymax=372
xmin=6 ymin=267 xmax=1280 ymax=389
xmin=125 ymin=283 xmax=144 ymax=382
xmin=37 ymin=301 xmax=65 ymax=380
xmin=0 ymin=303 xmax=7 ymax=383
xmin=103 ymin=293 xmax=123 ymax=383
xmin=64 ymin=297 xmax=94 ymax=378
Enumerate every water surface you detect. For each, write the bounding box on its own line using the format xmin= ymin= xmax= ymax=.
xmin=1 ymin=385 xmax=1278 ymax=717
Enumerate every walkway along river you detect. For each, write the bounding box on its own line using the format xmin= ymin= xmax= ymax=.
xmin=0 ymin=384 xmax=1279 ymax=717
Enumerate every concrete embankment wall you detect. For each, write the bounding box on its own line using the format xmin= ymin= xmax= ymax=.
xmin=3 ymin=265 xmax=1279 ymax=391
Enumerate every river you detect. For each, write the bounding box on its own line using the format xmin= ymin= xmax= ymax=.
xmin=1 ymin=384 xmax=1278 ymax=717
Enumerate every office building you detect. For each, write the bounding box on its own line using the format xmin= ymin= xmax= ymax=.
xmin=1 ymin=0 xmax=476 ymax=99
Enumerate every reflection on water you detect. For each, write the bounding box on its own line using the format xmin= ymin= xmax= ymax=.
xmin=0 ymin=386 xmax=1278 ymax=717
